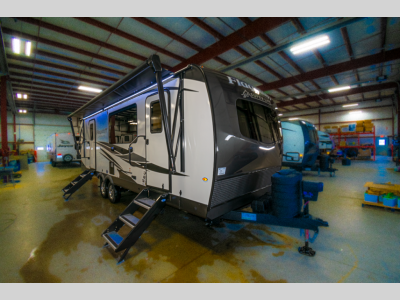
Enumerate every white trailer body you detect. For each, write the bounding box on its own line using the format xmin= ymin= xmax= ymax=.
xmin=46 ymin=133 xmax=80 ymax=167
xmin=318 ymin=131 xmax=334 ymax=153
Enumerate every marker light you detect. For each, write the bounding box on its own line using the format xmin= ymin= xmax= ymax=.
xmin=300 ymin=154 xmax=303 ymax=157
xmin=12 ymin=38 xmax=21 ymax=54
xmin=342 ymin=103 xmax=358 ymax=107
xmin=78 ymin=86 xmax=102 ymax=93
xmin=202 ymin=177 xmax=208 ymax=182
xmin=328 ymin=86 xmax=351 ymax=93
xmin=290 ymin=35 xmax=330 ymax=54
xmin=25 ymin=41 xmax=31 ymax=56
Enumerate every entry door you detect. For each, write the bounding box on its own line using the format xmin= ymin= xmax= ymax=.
xmin=88 ymin=119 xmax=96 ymax=169
xmin=145 ymin=93 xmax=169 ymax=190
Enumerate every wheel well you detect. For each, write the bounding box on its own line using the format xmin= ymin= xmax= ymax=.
xmin=99 ymin=174 xmax=113 ymax=188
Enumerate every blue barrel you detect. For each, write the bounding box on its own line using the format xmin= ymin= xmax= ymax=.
xmin=271 ymin=169 xmax=303 ymax=218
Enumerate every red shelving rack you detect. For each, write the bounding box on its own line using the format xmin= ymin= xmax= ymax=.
xmin=329 ymin=126 xmax=376 ymax=161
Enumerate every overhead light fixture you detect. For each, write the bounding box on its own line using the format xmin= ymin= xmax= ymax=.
xmin=16 ymin=93 xmax=22 ymax=99
xmin=290 ymin=35 xmax=330 ymax=55
xmin=25 ymin=41 xmax=31 ymax=56
xmin=289 ymin=117 xmax=299 ymax=120
xmin=23 ymin=94 xmax=28 ymax=99
xmin=349 ymin=111 xmax=362 ymax=115
xmin=78 ymin=86 xmax=102 ymax=93
xmin=343 ymin=103 xmax=358 ymax=107
xmin=328 ymin=86 xmax=351 ymax=93
xmin=278 ymin=114 xmax=283 ymax=116
xmin=18 ymin=109 xmax=27 ymax=113
xmin=12 ymin=38 xmax=21 ymax=54
xmin=275 ymin=107 xmax=278 ymax=110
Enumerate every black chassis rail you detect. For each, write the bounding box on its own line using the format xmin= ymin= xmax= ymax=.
xmin=221 ymin=211 xmax=328 ymax=233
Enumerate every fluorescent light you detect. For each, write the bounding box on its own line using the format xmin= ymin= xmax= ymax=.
xmin=18 ymin=109 xmax=27 ymax=113
xmin=17 ymin=93 xmax=22 ymax=99
xmin=275 ymin=107 xmax=278 ymax=110
xmin=128 ymin=122 xmax=137 ymax=125
xmin=290 ymin=35 xmax=330 ymax=54
xmin=12 ymin=38 xmax=21 ymax=54
xmin=25 ymin=41 xmax=31 ymax=56
xmin=328 ymin=86 xmax=351 ymax=93
xmin=23 ymin=94 xmax=28 ymax=99
xmin=289 ymin=118 xmax=299 ymax=120
xmin=349 ymin=111 xmax=362 ymax=115
xmin=78 ymin=86 xmax=102 ymax=93
xmin=278 ymin=114 xmax=283 ymax=116
xmin=36 ymin=147 xmax=44 ymax=150
xmin=343 ymin=103 xmax=358 ymax=107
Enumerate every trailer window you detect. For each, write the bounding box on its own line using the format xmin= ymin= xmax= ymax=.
xmin=150 ymin=101 xmax=162 ymax=133
xmin=109 ymin=104 xmax=137 ymax=144
xmin=307 ymin=126 xmax=318 ymax=144
xmin=90 ymin=124 xmax=94 ymax=140
xmin=237 ymin=99 xmax=277 ymax=144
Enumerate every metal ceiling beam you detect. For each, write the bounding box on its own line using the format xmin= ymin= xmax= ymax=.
xmin=132 ymin=18 xmax=203 ymax=52
xmin=75 ymin=18 xmax=184 ymax=62
xmin=2 ymin=27 xmax=136 ymax=70
xmin=171 ymin=17 xmax=292 ymax=72
xmin=12 ymin=85 xmax=92 ymax=100
xmin=220 ymin=17 xmax=364 ymax=73
xmin=259 ymin=48 xmax=400 ymax=92
xmin=277 ymin=82 xmax=397 ymax=108
xmin=7 ymin=54 xmax=118 ymax=82
xmin=14 ymin=18 xmax=171 ymax=69
xmin=8 ymin=63 xmax=111 ymax=87
xmin=26 ymin=93 xmax=89 ymax=103
xmin=10 ymin=78 xmax=93 ymax=95
xmin=0 ymin=25 xmax=16 ymax=114
xmin=10 ymin=71 xmax=109 ymax=88
xmin=16 ymin=99 xmax=82 ymax=108
xmin=28 ymin=96 xmax=86 ymax=105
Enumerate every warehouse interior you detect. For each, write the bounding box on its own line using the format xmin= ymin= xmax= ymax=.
xmin=1 ymin=11 xmax=400 ymax=287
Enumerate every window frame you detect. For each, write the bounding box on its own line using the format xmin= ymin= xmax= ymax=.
xmin=89 ymin=123 xmax=94 ymax=141
xmin=108 ymin=103 xmax=138 ymax=144
xmin=150 ymin=100 xmax=163 ymax=134
xmin=236 ymin=98 xmax=278 ymax=145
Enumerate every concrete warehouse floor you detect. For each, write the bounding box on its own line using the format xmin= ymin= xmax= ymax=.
xmin=0 ymin=157 xmax=399 ymax=283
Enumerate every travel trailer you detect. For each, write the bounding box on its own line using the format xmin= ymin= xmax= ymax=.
xmin=46 ymin=133 xmax=81 ymax=167
xmin=318 ymin=130 xmax=334 ymax=154
xmin=63 ymin=55 xmax=328 ymax=263
xmin=281 ymin=120 xmax=319 ymax=169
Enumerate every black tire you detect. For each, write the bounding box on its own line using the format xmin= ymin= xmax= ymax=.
xmin=108 ymin=182 xmax=121 ymax=204
xmin=99 ymin=178 xmax=108 ymax=199
xmin=63 ymin=154 xmax=73 ymax=163
xmin=51 ymin=159 xmax=56 ymax=167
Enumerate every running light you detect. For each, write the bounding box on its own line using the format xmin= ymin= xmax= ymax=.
xmin=25 ymin=41 xmax=31 ymax=56
xmin=12 ymin=38 xmax=21 ymax=54
xmin=289 ymin=118 xmax=299 ymax=120
xmin=343 ymin=103 xmax=358 ymax=107
xmin=78 ymin=86 xmax=102 ymax=93
xmin=290 ymin=35 xmax=330 ymax=55
xmin=259 ymin=146 xmax=275 ymax=151
xmin=328 ymin=86 xmax=351 ymax=93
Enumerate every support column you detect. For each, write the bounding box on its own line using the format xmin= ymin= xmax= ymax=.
xmin=318 ymin=109 xmax=321 ymax=130
xmin=1 ymin=76 xmax=8 ymax=165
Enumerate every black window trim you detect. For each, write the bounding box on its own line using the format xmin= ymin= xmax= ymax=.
xmin=150 ymin=100 xmax=163 ymax=134
xmin=236 ymin=98 xmax=280 ymax=145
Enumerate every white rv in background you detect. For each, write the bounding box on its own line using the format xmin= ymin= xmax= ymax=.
xmin=318 ymin=131 xmax=334 ymax=154
xmin=282 ymin=120 xmax=319 ymax=169
xmin=46 ymin=133 xmax=81 ymax=167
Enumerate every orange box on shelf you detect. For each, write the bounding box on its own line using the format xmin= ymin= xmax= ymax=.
xmin=356 ymin=126 xmax=364 ymax=132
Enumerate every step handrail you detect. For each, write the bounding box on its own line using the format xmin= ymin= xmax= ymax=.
xmin=128 ymin=135 xmax=146 ymax=165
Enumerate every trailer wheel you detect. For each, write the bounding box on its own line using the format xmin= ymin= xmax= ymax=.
xmin=51 ymin=159 xmax=56 ymax=167
xmin=99 ymin=178 xmax=108 ymax=199
xmin=108 ymin=182 xmax=121 ymax=203
xmin=63 ymin=154 xmax=73 ymax=163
